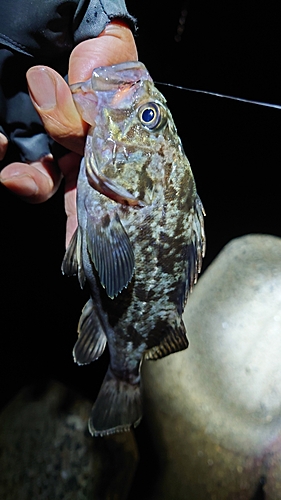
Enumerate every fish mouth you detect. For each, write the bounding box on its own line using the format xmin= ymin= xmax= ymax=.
xmin=90 ymin=61 xmax=152 ymax=91
xmin=70 ymin=62 xmax=154 ymax=125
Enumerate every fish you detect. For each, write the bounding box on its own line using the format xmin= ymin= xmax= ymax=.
xmin=62 ymin=61 xmax=206 ymax=437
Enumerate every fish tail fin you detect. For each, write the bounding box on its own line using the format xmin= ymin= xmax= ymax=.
xmin=88 ymin=367 xmax=142 ymax=437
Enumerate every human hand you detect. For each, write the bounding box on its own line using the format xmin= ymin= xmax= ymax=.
xmin=0 ymin=21 xmax=137 ymax=246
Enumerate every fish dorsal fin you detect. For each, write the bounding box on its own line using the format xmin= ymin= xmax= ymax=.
xmin=145 ymin=319 xmax=189 ymax=360
xmin=86 ymin=212 xmax=135 ymax=299
xmin=73 ymin=298 xmax=107 ymax=365
xmin=178 ymin=195 xmax=206 ymax=313
xmin=61 ymin=227 xmax=86 ymax=288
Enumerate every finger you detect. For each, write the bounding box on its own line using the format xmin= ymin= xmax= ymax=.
xmin=64 ymin=185 xmax=78 ymax=247
xmin=0 ymin=155 xmax=62 ymax=203
xmin=68 ymin=21 xmax=138 ymax=84
xmin=0 ymin=132 xmax=8 ymax=161
xmin=57 ymin=152 xmax=81 ymax=246
xmin=26 ymin=67 xmax=87 ymax=155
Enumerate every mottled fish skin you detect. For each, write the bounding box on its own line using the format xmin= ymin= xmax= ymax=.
xmin=62 ymin=61 xmax=205 ymax=436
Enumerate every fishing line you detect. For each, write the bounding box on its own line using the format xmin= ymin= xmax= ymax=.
xmin=155 ymin=82 xmax=281 ymax=110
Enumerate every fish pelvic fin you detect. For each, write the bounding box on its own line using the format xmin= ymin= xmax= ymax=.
xmin=145 ymin=318 xmax=188 ymax=360
xmin=88 ymin=367 xmax=142 ymax=437
xmin=86 ymin=212 xmax=135 ymax=299
xmin=73 ymin=298 xmax=107 ymax=365
xmin=61 ymin=227 xmax=86 ymax=288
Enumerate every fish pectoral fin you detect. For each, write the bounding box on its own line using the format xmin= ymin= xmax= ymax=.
xmin=61 ymin=228 xmax=78 ymax=276
xmin=73 ymin=298 xmax=107 ymax=365
xmin=88 ymin=367 xmax=142 ymax=437
xmin=61 ymin=227 xmax=86 ymax=288
xmin=145 ymin=319 xmax=189 ymax=360
xmin=87 ymin=212 xmax=135 ymax=299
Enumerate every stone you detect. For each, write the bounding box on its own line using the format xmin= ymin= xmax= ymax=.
xmin=0 ymin=380 xmax=138 ymax=500
xmin=143 ymin=234 xmax=281 ymax=499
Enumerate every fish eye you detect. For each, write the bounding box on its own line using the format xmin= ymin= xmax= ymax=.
xmin=138 ymin=102 xmax=166 ymax=130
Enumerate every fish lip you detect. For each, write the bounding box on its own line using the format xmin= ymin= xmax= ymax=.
xmin=90 ymin=61 xmax=153 ymax=91
xmin=70 ymin=62 xmax=152 ymax=93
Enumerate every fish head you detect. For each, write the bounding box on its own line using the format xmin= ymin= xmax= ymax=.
xmin=70 ymin=61 xmax=179 ymax=155
xmin=71 ymin=61 xmax=192 ymax=207
xmin=70 ymin=61 xmax=153 ymax=124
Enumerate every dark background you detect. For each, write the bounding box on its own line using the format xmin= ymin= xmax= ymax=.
xmin=0 ymin=1 xmax=280 ymax=497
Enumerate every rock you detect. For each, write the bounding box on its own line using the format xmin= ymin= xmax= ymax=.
xmin=0 ymin=380 xmax=138 ymax=500
xmin=143 ymin=234 xmax=281 ymax=500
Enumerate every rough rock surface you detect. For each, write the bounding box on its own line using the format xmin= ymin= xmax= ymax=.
xmin=143 ymin=234 xmax=281 ymax=500
xmin=0 ymin=380 xmax=138 ymax=500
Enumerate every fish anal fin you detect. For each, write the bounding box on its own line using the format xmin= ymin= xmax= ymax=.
xmin=87 ymin=212 xmax=135 ymax=299
xmin=88 ymin=367 xmax=142 ymax=437
xmin=145 ymin=319 xmax=189 ymax=361
xmin=73 ymin=298 xmax=107 ymax=365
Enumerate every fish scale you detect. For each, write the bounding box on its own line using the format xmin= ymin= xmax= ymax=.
xmin=62 ymin=61 xmax=205 ymax=436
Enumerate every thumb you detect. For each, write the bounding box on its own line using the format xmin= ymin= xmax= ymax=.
xmin=26 ymin=66 xmax=86 ymax=156
xmin=68 ymin=21 xmax=138 ymax=84
xmin=26 ymin=21 xmax=137 ymax=154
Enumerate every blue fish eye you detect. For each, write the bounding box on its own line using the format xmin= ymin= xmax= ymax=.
xmin=142 ymin=108 xmax=156 ymax=123
xmin=138 ymin=102 xmax=166 ymax=130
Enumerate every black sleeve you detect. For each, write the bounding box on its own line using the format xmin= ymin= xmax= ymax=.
xmin=0 ymin=0 xmax=136 ymax=167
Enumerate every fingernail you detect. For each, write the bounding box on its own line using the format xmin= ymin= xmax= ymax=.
xmin=0 ymin=173 xmax=39 ymax=197
xmin=27 ymin=67 xmax=57 ymax=109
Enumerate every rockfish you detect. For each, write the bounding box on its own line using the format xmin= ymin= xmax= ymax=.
xmin=62 ymin=61 xmax=205 ymax=436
